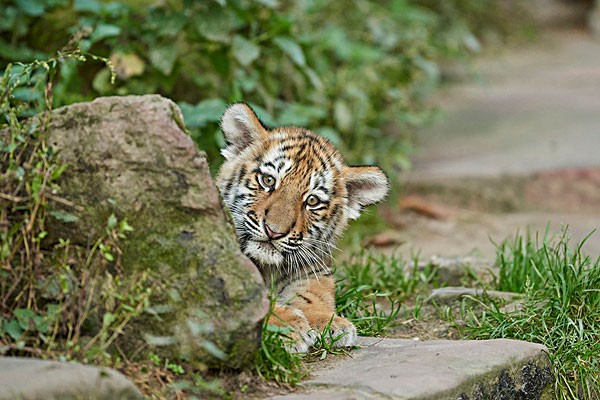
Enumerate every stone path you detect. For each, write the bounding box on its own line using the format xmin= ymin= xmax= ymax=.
xmin=271 ymin=338 xmax=552 ymax=400
xmin=398 ymin=27 xmax=600 ymax=260
xmin=411 ymin=29 xmax=600 ymax=180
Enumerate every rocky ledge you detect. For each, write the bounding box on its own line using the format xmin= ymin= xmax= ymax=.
xmin=271 ymin=337 xmax=553 ymax=400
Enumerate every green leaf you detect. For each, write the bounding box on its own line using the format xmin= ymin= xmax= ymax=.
xmin=254 ymin=0 xmax=278 ymax=7
xmin=49 ymin=210 xmax=79 ymax=223
xmin=3 ymin=320 xmax=23 ymax=340
xmin=149 ymin=45 xmax=178 ymax=76
xmin=13 ymin=308 xmax=47 ymax=333
xmin=92 ymin=68 xmax=113 ymax=95
xmin=303 ymin=67 xmax=323 ymax=90
xmin=107 ymin=214 xmax=117 ymax=230
xmin=15 ymin=0 xmax=45 ymax=16
xmin=90 ymin=24 xmax=121 ymax=44
xmin=102 ymin=312 xmax=115 ymax=328
xmin=74 ymin=0 xmax=102 ymax=13
xmin=46 ymin=304 xmax=62 ymax=322
xmin=143 ymin=334 xmax=177 ymax=346
xmin=31 ymin=174 xmax=42 ymax=201
xmin=194 ymin=6 xmax=243 ymax=44
xmin=277 ymin=103 xmax=325 ymax=126
xmin=273 ymin=37 xmax=305 ymax=67
xmin=231 ymin=35 xmax=260 ymax=66
xmin=147 ymin=11 xmax=187 ymax=39
xmin=120 ymin=219 xmax=134 ymax=233
xmin=50 ymin=163 xmax=69 ymax=180
xmin=178 ymin=99 xmax=228 ymax=129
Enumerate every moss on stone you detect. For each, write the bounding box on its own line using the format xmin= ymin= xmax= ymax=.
xmin=44 ymin=95 xmax=267 ymax=368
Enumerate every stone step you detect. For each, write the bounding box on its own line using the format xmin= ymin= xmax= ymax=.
xmin=0 ymin=357 xmax=142 ymax=400
xmin=270 ymin=337 xmax=553 ymax=400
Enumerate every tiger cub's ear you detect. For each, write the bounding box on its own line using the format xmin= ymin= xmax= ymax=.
xmin=220 ymin=103 xmax=268 ymax=160
xmin=344 ymin=166 xmax=389 ymax=220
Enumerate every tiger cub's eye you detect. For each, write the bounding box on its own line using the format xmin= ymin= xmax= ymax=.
xmin=259 ymin=173 xmax=276 ymax=189
xmin=306 ymin=194 xmax=320 ymax=207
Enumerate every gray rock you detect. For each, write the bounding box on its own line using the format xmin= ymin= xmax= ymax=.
xmin=429 ymin=256 xmax=496 ymax=287
xmin=426 ymin=286 xmax=523 ymax=306
xmin=272 ymin=337 xmax=553 ymax=400
xmin=45 ymin=95 xmax=267 ymax=367
xmin=0 ymin=357 xmax=142 ymax=400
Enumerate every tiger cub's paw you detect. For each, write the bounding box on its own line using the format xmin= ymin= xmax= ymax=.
xmin=270 ymin=305 xmax=318 ymax=353
xmin=289 ymin=326 xmax=319 ymax=353
xmin=319 ymin=315 xmax=357 ymax=348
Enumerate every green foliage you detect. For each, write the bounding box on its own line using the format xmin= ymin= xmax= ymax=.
xmin=0 ymin=0 xmax=527 ymax=175
xmin=0 ymin=51 xmax=155 ymax=369
xmin=335 ymin=253 xmax=436 ymax=336
xmin=462 ymin=229 xmax=600 ymax=399
xmin=310 ymin=315 xmax=354 ymax=360
xmin=494 ymin=226 xmax=552 ymax=292
xmin=255 ymin=293 xmax=305 ymax=385
xmin=416 ymin=0 xmax=533 ymax=53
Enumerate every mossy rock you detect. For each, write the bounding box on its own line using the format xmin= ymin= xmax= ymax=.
xmin=45 ymin=95 xmax=267 ymax=368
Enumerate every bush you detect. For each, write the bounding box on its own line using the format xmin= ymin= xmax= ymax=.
xmin=0 ymin=0 xmax=528 ymax=176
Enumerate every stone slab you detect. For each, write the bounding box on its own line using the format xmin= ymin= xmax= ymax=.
xmin=426 ymin=287 xmax=523 ymax=306
xmin=0 ymin=357 xmax=142 ymax=400
xmin=271 ymin=337 xmax=552 ymax=400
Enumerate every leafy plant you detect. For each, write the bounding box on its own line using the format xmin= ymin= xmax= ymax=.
xmin=0 ymin=0 xmax=530 ymax=177
xmin=461 ymin=228 xmax=600 ymax=399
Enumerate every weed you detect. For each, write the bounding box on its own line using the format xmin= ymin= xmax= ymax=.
xmin=461 ymin=228 xmax=600 ymax=399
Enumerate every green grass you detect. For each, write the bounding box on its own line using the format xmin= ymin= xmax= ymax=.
xmin=462 ymin=228 xmax=600 ymax=399
xmin=254 ymin=291 xmax=305 ymax=385
xmin=335 ymin=252 xmax=436 ymax=336
xmin=493 ymin=226 xmax=553 ymax=292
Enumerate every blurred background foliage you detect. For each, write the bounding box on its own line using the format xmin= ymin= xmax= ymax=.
xmin=0 ymin=0 xmax=531 ymax=177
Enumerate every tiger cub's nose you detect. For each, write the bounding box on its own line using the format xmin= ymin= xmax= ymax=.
xmin=264 ymin=223 xmax=286 ymax=240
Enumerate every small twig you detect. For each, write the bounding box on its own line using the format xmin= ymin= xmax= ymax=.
xmin=0 ymin=192 xmax=26 ymax=202
xmin=46 ymin=193 xmax=82 ymax=210
xmin=1 ymin=343 xmax=49 ymax=356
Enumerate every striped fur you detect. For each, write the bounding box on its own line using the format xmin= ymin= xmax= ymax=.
xmin=216 ymin=103 xmax=388 ymax=352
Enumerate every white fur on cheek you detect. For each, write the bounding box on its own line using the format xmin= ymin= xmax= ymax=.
xmin=245 ymin=241 xmax=285 ymax=266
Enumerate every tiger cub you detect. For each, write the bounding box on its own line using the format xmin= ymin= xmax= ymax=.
xmin=216 ymin=103 xmax=388 ymax=352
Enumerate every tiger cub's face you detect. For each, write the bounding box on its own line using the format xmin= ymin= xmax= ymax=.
xmin=216 ymin=103 xmax=388 ymax=277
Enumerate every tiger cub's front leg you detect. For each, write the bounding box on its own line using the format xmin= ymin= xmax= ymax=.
xmin=270 ymin=276 xmax=357 ymax=353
